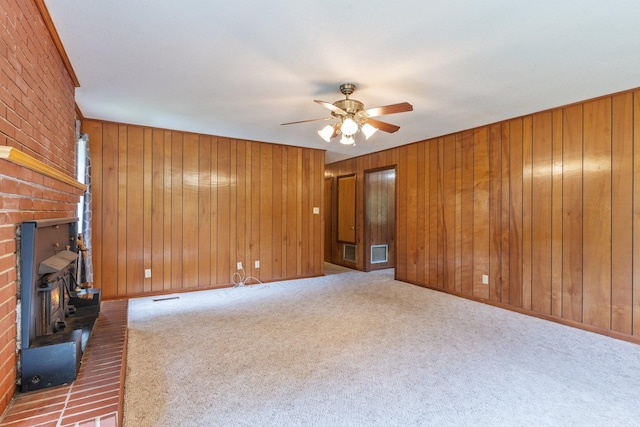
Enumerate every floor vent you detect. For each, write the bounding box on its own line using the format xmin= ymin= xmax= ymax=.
xmin=371 ymin=244 xmax=388 ymax=264
xmin=343 ymin=244 xmax=357 ymax=262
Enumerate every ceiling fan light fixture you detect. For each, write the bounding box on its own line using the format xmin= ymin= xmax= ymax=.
xmin=282 ymin=83 xmax=412 ymax=146
xmin=340 ymin=134 xmax=355 ymax=145
xmin=318 ymin=124 xmax=334 ymax=142
xmin=340 ymin=117 xmax=359 ymax=136
xmin=361 ymin=123 xmax=378 ymax=139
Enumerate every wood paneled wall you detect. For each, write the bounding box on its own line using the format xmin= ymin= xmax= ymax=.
xmin=83 ymin=119 xmax=324 ymax=298
xmin=326 ymin=88 xmax=640 ymax=341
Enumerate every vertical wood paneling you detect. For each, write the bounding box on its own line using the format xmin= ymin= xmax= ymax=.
xmin=324 ymin=87 xmax=640 ymax=342
xmin=406 ymin=144 xmax=418 ymax=282
xmin=282 ymin=149 xmax=290 ymax=275
xmin=416 ymin=143 xmax=427 ymax=282
xmin=272 ymin=146 xmax=283 ymax=279
xmin=488 ymin=123 xmax=502 ymax=301
xmin=508 ymin=119 xmax=523 ymax=307
xmin=210 ymin=137 xmax=218 ymax=288
xmin=163 ymin=131 xmax=173 ymax=291
xmin=531 ymin=112 xmax=553 ymax=314
xmin=117 ymin=126 xmax=128 ymax=296
xmin=634 ymin=90 xmax=640 ymax=336
xmin=235 ymin=140 xmax=247 ymax=275
xmin=88 ymin=120 xmax=324 ymax=298
xmin=260 ymin=144 xmax=273 ymax=279
xmin=454 ymin=133 xmax=463 ymax=291
xmin=396 ymin=146 xmax=408 ymax=279
xmin=287 ymin=147 xmax=299 ymax=277
xmin=562 ymin=104 xmax=584 ymax=322
xmin=242 ymin=141 xmax=251 ymax=275
xmin=460 ymin=131 xmax=473 ymax=294
xmin=500 ymin=122 xmax=511 ymax=303
xmin=143 ymin=128 xmax=153 ymax=293
xmin=443 ymin=135 xmax=456 ymax=291
xmin=582 ymin=98 xmax=612 ymax=329
xmin=198 ymin=135 xmax=212 ymax=288
xmin=422 ymin=143 xmax=430 ymax=282
xmin=611 ymin=93 xmax=633 ymax=334
xmin=473 ymin=127 xmax=490 ymax=299
xmin=522 ymin=117 xmax=533 ymax=310
xmin=217 ymin=138 xmax=231 ymax=284
xmin=126 ymin=126 xmax=144 ymax=295
xmin=229 ymin=140 xmax=238 ymax=281
xmin=182 ymin=133 xmax=199 ymax=289
xmin=429 ymin=140 xmax=438 ymax=285
xmin=170 ymin=132 xmax=183 ymax=290
xmin=551 ymin=110 xmax=563 ymax=316
xmin=436 ymin=138 xmax=445 ymax=287
xmin=296 ymin=149 xmax=303 ymax=276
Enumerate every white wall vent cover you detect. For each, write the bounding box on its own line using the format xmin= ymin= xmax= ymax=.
xmin=343 ymin=244 xmax=357 ymax=262
xmin=371 ymin=244 xmax=388 ymax=264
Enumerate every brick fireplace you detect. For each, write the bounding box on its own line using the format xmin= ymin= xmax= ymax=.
xmin=0 ymin=0 xmax=82 ymax=415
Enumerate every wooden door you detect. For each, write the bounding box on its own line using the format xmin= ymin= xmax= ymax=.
xmin=324 ymin=178 xmax=332 ymax=261
xmin=337 ymin=174 xmax=356 ymax=243
xmin=365 ymin=168 xmax=396 ymax=270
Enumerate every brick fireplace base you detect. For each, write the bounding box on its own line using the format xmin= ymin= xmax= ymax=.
xmin=0 ymin=299 xmax=128 ymax=426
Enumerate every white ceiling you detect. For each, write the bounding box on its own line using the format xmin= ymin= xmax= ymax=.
xmin=44 ymin=0 xmax=640 ymax=164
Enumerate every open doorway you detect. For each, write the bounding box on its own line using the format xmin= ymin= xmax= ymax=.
xmin=364 ymin=167 xmax=396 ymax=271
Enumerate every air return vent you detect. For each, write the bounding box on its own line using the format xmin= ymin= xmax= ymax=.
xmin=371 ymin=244 xmax=388 ymax=264
xmin=343 ymin=244 xmax=356 ymax=262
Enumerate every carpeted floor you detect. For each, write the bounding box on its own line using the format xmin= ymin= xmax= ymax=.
xmin=123 ymin=264 xmax=640 ymax=426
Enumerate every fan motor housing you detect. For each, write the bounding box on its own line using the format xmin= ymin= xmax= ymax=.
xmin=332 ymin=99 xmax=364 ymax=115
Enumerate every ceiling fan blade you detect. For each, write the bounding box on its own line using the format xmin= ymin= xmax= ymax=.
xmin=366 ymin=118 xmax=400 ymax=133
xmin=281 ymin=117 xmax=332 ymax=126
xmin=365 ymin=102 xmax=413 ymax=118
xmin=314 ymin=100 xmax=347 ymax=115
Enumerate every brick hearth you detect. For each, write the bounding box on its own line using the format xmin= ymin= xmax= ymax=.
xmin=0 ymin=300 xmax=128 ymax=427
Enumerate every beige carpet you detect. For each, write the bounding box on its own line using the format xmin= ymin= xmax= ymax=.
xmin=123 ymin=264 xmax=640 ymax=426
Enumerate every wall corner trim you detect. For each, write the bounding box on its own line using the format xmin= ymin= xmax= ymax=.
xmin=0 ymin=146 xmax=87 ymax=190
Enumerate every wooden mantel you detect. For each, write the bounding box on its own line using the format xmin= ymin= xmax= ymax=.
xmin=0 ymin=146 xmax=87 ymax=191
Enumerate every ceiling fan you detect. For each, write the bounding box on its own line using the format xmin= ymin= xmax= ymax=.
xmin=281 ymin=83 xmax=413 ymax=145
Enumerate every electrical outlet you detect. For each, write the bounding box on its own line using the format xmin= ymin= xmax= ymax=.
xmin=144 ymin=269 xmax=152 ymax=278
xmin=482 ymin=274 xmax=489 ymax=285
xmin=313 ymin=207 xmax=320 ymax=214
xmin=237 ymin=262 xmax=243 ymax=270
xmin=255 ymin=260 xmax=260 ymax=268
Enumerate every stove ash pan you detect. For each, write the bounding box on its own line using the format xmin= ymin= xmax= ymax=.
xmin=19 ymin=218 xmax=100 ymax=392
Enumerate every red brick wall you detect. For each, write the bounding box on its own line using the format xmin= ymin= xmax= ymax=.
xmin=0 ymin=0 xmax=79 ymax=414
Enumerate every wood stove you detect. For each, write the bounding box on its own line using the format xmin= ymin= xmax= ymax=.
xmin=19 ymin=218 xmax=100 ymax=392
